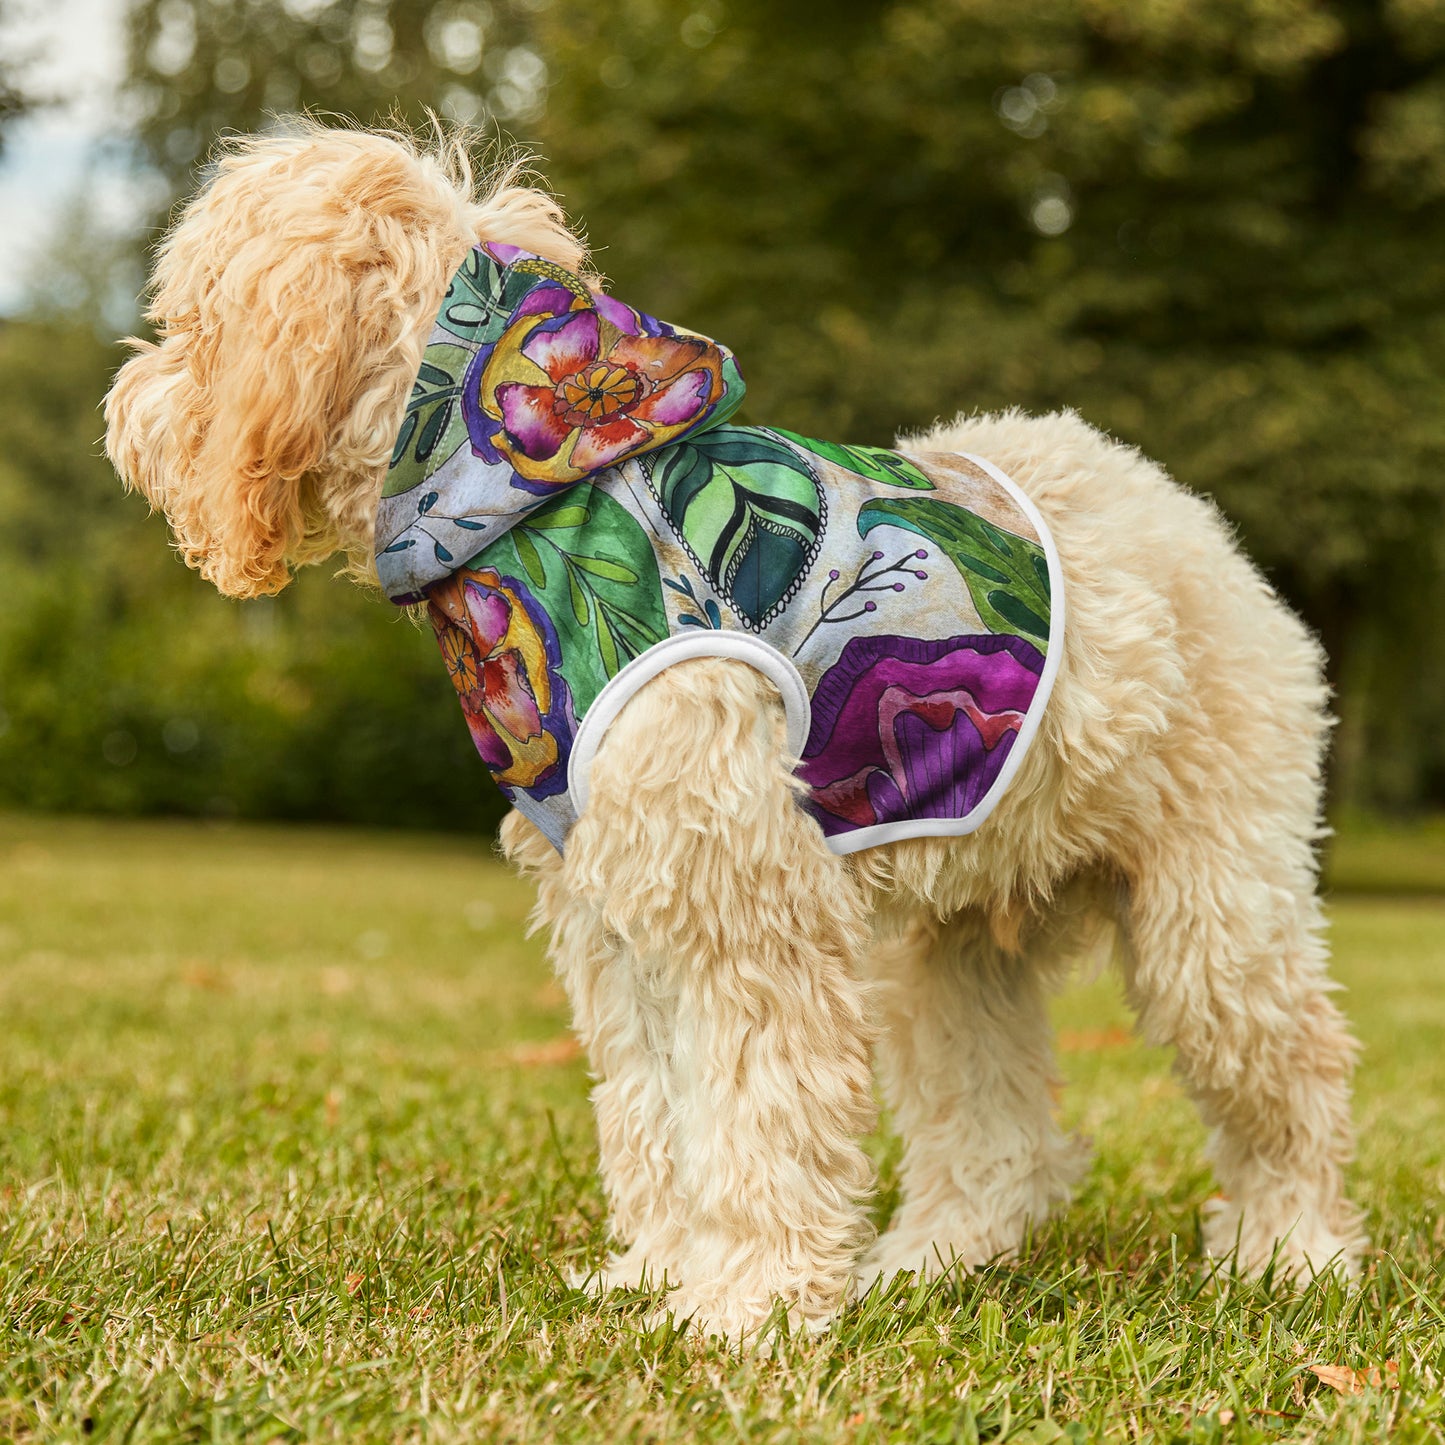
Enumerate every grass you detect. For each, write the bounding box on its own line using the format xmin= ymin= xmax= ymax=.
xmin=1324 ymin=812 xmax=1445 ymax=897
xmin=1 ymin=812 xmax=1442 ymax=1443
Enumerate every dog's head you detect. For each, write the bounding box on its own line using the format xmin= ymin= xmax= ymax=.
xmin=105 ymin=122 xmax=585 ymax=598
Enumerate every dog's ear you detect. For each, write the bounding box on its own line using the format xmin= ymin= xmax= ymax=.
xmin=106 ymin=232 xmax=384 ymax=599
xmin=106 ymin=132 xmax=455 ymax=598
xmin=105 ymin=127 xmax=587 ymax=599
xmin=105 ymin=332 xmax=206 ymax=560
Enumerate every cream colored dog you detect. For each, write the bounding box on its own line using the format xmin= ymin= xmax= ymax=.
xmin=105 ymin=123 xmax=1365 ymax=1342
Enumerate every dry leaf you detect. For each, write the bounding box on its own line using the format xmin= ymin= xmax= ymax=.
xmin=180 ymin=961 xmax=229 ymax=992
xmin=1310 ymin=1362 xmax=1399 ymax=1395
xmin=505 ymin=1037 xmax=584 ymax=1067
xmin=1056 ymin=1027 xmax=1133 ymax=1052
xmin=345 ymin=1273 xmax=365 ymax=1296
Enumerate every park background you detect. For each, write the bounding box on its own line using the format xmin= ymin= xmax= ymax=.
xmin=4 ymin=3 xmax=1445 ymax=1440
xmin=3 ymin=0 xmax=1445 ymax=832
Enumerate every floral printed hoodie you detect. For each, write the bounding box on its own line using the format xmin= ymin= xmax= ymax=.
xmin=377 ymin=243 xmax=1063 ymax=854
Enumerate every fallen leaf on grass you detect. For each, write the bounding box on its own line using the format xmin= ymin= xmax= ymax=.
xmin=345 ymin=1273 xmax=365 ymax=1296
xmin=503 ymin=1037 xmax=583 ymax=1067
xmin=180 ymin=961 xmax=229 ymax=992
xmin=1310 ymin=1362 xmax=1399 ymax=1395
xmin=1056 ymin=1027 xmax=1133 ymax=1052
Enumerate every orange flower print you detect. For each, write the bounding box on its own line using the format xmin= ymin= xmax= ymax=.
xmin=461 ymin=277 xmax=727 ymax=492
xmin=426 ymin=566 xmax=573 ymax=795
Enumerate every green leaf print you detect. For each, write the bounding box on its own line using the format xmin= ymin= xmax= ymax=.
xmin=857 ymin=496 xmax=1051 ymax=648
xmin=384 ymin=342 xmax=472 ymax=496
xmin=773 ymin=429 xmax=936 ymax=491
xmin=644 ymin=426 xmax=824 ymax=630
xmin=512 ymin=529 xmax=546 ymax=588
xmin=480 ymin=484 xmax=668 ymax=714
xmin=523 ymin=506 xmax=591 ymax=531
xmin=437 ymin=250 xmax=586 ymax=345
xmin=569 ymin=556 xmax=639 ymax=583
xmin=435 ymin=248 xmax=509 ymax=343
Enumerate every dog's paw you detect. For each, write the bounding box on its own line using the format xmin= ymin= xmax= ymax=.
xmin=858 ymin=1225 xmax=1015 ymax=1295
xmin=570 ymin=1245 xmax=675 ymax=1297
xmin=646 ymin=1289 xmax=836 ymax=1350
xmin=854 ymin=1249 xmax=983 ymax=1298
xmin=1201 ymin=1196 xmax=1366 ymax=1282
xmin=860 ymin=1137 xmax=1091 ymax=1295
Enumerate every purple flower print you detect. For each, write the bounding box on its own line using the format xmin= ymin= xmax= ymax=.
xmin=458 ymin=259 xmax=726 ymax=493
xmin=425 ymin=564 xmax=575 ymax=799
xmin=798 ymin=634 xmax=1045 ymax=836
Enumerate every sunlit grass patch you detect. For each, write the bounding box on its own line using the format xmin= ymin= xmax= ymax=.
xmin=1 ymin=813 xmax=1442 ymax=1442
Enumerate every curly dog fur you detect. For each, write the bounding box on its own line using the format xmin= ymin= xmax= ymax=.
xmin=105 ymin=121 xmax=1365 ymax=1343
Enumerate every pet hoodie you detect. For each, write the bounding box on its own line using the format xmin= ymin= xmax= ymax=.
xmin=376 ymin=242 xmax=1063 ymax=854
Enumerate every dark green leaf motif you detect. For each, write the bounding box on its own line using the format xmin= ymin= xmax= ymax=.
xmin=472 ymin=485 xmax=668 ymax=714
xmin=857 ymin=496 xmax=1052 ymax=648
xmin=644 ymin=426 xmax=825 ymax=630
xmin=436 ymin=251 xmax=584 ymax=342
xmin=386 ymin=252 xmax=586 ymax=502
xmin=384 ymin=341 xmax=471 ymax=497
xmin=774 ymin=429 xmax=936 ymax=491
xmin=435 ymin=248 xmax=508 ymax=342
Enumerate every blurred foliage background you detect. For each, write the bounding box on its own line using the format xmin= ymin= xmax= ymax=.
xmin=2 ymin=0 xmax=1445 ymax=832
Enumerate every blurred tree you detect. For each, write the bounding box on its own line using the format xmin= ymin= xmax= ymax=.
xmin=0 ymin=0 xmax=36 ymax=153
xmin=9 ymin=0 xmax=1437 ymax=825
xmin=532 ymin=0 xmax=1445 ymax=808
xmin=124 ymin=0 xmax=546 ymax=188
xmin=0 ymin=317 xmax=502 ymax=830
xmin=0 ymin=0 xmax=562 ymax=834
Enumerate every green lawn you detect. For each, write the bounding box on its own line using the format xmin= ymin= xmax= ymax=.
xmin=1 ymin=813 xmax=1442 ymax=1443
xmin=1324 ymin=813 xmax=1445 ymax=897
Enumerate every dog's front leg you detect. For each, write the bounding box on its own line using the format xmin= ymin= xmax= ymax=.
xmin=501 ymin=809 xmax=688 ymax=1290
xmin=564 ymin=658 xmax=878 ymax=1344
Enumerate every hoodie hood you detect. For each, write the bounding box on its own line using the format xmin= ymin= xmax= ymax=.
xmin=376 ymin=242 xmax=745 ymax=603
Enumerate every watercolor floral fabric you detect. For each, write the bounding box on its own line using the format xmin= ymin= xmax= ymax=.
xmin=425 ymin=564 xmax=575 ymax=797
xmin=796 ymin=634 xmax=1045 ymax=841
xmin=378 ymin=243 xmax=1060 ymax=853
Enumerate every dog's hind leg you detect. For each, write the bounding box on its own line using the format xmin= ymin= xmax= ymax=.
xmin=858 ymin=908 xmax=1089 ymax=1289
xmin=1120 ymin=833 xmax=1365 ymax=1279
xmin=501 ymin=809 xmax=688 ymax=1292
xmin=1103 ymin=572 xmax=1364 ymax=1279
xmin=563 ymin=658 xmax=878 ymax=1342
